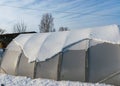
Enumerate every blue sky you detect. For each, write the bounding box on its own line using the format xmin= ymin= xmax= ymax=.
xmin=0 ymin=0 xmax=120 ymax=33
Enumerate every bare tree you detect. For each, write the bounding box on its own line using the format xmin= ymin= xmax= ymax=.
xmin=13 ymin=22 xmax=27 ymax=33
xmin=39 ymin=13 xmax=54 ymax=33
xmin=0 ymin=28 xmax=5 ymax=34
xmin=59 ymin=27 xmax=69 ymax=31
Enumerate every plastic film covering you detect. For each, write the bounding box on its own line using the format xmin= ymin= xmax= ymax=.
xmin=35 ymin=54 xmax=60 ymax=80
xmin=16 ymin=53 xmax=35 ymax=78
xmin=103 ymin=73 xmax=120 ymax=86
xmin=1 ymin=50 xmax=21 ymax=75
xmin=6 ymin=41 xmax=21 ymax=51
xmin=12 ymin=24 xmax=120 ymax=62
xmin=66 ymin=40 xmax=89 ymax=50
xmin=60 ymin=40 xmax=88 ymax=81
xmin=88 ymin=40 xmax=120 ymax=83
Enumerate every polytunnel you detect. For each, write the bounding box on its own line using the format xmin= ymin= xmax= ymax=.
xmin=0 ymin=24 xmax=120 ymax=85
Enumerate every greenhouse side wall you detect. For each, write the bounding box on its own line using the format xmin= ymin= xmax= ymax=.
xmin=88 ymin=40 xmax=120 ymax=85
xmin=1 ymin=50 xmax=21 ymax=75
xmin=35 ymin=54 xmax=60 ymax=80
xmin=16 ymin=53 xmax=35 ymax=78
xmin=60 ymin=40 xmax=88 ymax=81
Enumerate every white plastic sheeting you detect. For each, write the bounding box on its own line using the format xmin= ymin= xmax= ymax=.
xmin=7 ymin=24 xmax=120 ymax=62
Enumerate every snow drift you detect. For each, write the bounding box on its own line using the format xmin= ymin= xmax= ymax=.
xmin=0 ymin=74 xmax=113 ymax=86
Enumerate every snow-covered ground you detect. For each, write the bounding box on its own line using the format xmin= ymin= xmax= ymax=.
xmin=0 ymin=74 xmax=113 ymax=86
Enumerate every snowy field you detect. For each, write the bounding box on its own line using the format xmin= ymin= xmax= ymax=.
xmin=0 ymin=74 xmax=113 ymax=86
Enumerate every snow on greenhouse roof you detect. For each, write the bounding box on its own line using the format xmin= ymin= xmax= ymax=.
xmin=10 ymin=24 xmax=120 ymax=62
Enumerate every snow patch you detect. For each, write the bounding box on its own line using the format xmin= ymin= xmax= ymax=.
xmin=0 ymin=74 xmax=113 ymax=86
